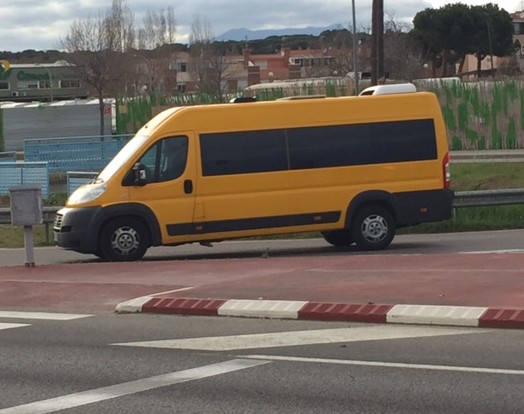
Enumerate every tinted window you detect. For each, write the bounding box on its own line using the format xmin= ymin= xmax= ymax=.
xmin=200 ymin=130 xmax=287 ymax=176
xmin=287 ymin=119 xmax=437 ymax=170
xmin=200 ymin=119 xmax=437 ymax=176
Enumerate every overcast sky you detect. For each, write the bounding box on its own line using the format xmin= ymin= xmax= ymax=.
xmin=0 ymin=0 xmax=521 ymax=52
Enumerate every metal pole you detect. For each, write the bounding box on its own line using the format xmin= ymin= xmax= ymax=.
xmin=352 ymin=0 xmax=359 ymax=95
xmin=38 ymin=64 xmax=53 ymax=102
xmin=23 ymin=225 xmax=36 ymax=267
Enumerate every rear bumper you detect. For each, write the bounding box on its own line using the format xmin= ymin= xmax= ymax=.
xmin=395 ymin=189 xmax=454 ymax=227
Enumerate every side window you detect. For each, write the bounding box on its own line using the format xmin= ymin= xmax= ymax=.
xmin=287 ymin=119 xmax=437 ymax=170
xmin=129 ymin=136 xmax=188 ymax=184
xmin=200 ymin=130 xmax=287 ymax=176
xmin=159 ymin=136 xmax=188 ymax=181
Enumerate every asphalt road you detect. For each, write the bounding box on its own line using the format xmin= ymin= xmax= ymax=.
xmin=1 ymin=313 xmax=523 ymax=413
xmin=1 ymin=230 xmax=524 ymax=412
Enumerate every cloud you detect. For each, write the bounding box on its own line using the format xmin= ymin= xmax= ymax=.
xmin=7 ymin=0 xmax=513 ymax=53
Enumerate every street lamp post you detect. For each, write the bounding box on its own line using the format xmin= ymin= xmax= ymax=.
xmin=352 ymin=0 xmax=359 ymax=95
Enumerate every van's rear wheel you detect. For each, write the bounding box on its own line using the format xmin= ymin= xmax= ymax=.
xmin=99 ymin=218 xmax=149 ymax=261
xmin=351 ymin=206 xmax=395 ymax=250
xmin=321 ymin=230 xmax=354 ymax=247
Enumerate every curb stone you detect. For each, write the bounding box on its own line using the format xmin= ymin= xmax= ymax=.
xmin=115 ymin=297 xmax=524 ymax=330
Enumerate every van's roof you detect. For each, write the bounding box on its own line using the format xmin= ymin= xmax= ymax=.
xmin=143 ymin=88 xmax=440 ymax=137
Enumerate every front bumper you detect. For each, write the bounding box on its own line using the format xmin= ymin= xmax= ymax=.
xmin=53 ymin=206 xmax=101 ymax=254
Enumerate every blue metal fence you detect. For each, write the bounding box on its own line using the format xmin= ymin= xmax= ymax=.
xmin=66 ymin=171 xmax=99 ymax=196
xmin=0 ymin=162 xmax=49 ymax=198
xmin=0 ymin=152 xmax=17 ymax=162
xmin=23 ymin=134 xmax=132 ymax=172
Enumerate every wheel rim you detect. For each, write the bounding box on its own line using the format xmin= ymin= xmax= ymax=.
xmin=360 ymin=214 xmax=388 ymax=243
xmin=110 ymin=225 xmax=140 ymax=257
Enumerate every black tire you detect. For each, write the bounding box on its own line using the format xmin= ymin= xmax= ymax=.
xmin=99 ymin=217 xmax=150 ymax=261
xmin=350 ymin=206 xmax=395 ymax=251
xmin=321 ymin=230 xmax=354 ymax=247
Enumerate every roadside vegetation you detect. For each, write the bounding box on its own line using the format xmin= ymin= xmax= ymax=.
xmin=1 ymin=162 xmax=524 ymax=248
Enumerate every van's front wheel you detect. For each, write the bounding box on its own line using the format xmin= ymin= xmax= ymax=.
xmin=351 ymin=206 xmax=395 ymax=250
xmin=99 ymin=218 xmax=150 ymax=261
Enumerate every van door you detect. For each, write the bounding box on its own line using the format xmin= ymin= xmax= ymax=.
xmin=126 ymin=133 xmax=196 ymax=244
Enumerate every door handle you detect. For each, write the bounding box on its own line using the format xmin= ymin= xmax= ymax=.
xmin=184 ymin=179 xmax=193 ymax=194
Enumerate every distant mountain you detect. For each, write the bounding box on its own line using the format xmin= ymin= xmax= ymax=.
xmin=215 ymin=25 xmax=343 ymax=42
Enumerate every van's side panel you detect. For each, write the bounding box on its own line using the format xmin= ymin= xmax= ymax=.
xmin=170 ymin=93 xmax=452 ymax=241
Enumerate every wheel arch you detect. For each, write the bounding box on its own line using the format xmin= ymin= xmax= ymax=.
xmin=91 ymin=203 xmax=162 ymax=248
xmin=345 ymin=191 xmax=398 ymax=229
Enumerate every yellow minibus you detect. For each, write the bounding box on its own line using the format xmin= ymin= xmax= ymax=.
xmin=54 ymin=84 xmax=453 ymax=261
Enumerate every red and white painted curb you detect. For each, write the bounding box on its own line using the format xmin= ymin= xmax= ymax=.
xmin=115 ymin=296 xmax=524 ymax=329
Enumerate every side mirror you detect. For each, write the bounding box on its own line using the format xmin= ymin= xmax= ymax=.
xmin=132 ymin=163 xmax=148 ymax=186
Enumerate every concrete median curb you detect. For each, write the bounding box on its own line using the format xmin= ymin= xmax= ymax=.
xmin=115 ymin=296 xmax=524 ymax=330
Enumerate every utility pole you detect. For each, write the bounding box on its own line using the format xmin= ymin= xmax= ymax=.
xmin=352 ymin=0 xmax=359 ymax=95
xmin=371 ymin=0 xmax=384 ymax=85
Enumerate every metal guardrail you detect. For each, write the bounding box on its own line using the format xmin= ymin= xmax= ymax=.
xmin=0 ymin=206 xmax=60 ymax=243
xmin=0 ymin=188 xmax=524 ymax=244
xmin=451 ymin=150 xmax=524 ymax=163
xmin=452 ymin=188 xmax=524 ymax=208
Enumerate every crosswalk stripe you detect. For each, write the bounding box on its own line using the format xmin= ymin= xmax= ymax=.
xmin=0 ymin=323 xmax=30 ymax=331
xmin=113 ymin=325 xmax=484 ymax=351
xmin=0 ymin=311 xmax=92 ymax=321
xmin=244 ymin=354 xmax=524 ymax=376
xmin=0 ymin=359 xmax=269 ymax=414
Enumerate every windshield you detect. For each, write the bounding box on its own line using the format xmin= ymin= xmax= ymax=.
xmin=96 ymin=106 xmax=184 ymax=183
xmin=97 ymin=133 xmax=149 ymax=182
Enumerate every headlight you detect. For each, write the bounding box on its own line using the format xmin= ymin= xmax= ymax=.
xmin=67 ymin=182 xmax=107 ymax=205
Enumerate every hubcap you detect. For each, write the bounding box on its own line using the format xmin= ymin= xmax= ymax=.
xmin=111 ymin=226 xmax=140 ymax=256
xmin=361 ymin=214 xmax=388 ymax=243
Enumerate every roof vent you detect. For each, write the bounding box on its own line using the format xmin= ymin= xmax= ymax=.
xmin=359 ymin=83 xmax=417 ymax=96
xmin=229 ymin=97 xmax=257 ymax=103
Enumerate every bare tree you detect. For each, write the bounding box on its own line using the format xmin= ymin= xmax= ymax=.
xmin=61 ymin=14 xmax=115 ymax=135
xmin=383 ymin=12 xmax=423 ymax=81
xmin=164 ymin=7 xmax=176 ymax=44
xmin=140 ymin=7 xmax=176 ymax=50
xmin=189 ymin=15 xmax=234 ymax=101
xmin=106 ymin=0 xmax=135 ymax=52
xmin=60 ymin=0 xmax=135 ymax=134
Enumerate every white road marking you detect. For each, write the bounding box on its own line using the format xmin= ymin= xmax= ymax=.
xmin=0 ymin=311 xmax=92 ymax=321
xmin=151 ymin=287 xmax=195 ymax=296
xmin=0 ymin=323 xmax=30 ymax=331
xmin=459 ymin=249 xmax=524 ymax=254
xmin=113 ymin=325 xmax=483 ymax=351
xmin=0 ymin=359 xmax=269 ymax=414
xmin=244 ymin=354 xmax=524 ymax=376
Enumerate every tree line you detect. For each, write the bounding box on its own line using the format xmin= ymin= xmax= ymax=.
xmin=411 ymin=3 xmax=514 ymax=77
xmin=0 ymin=1 xmax=517 ymax=133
